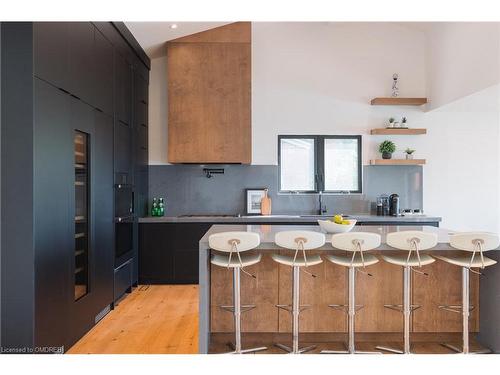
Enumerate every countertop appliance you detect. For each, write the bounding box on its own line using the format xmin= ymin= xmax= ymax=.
xmin=389 ymin=193 xmax=400 ymax=216
xmin=376 ymin=194 xmax=390 ymax=216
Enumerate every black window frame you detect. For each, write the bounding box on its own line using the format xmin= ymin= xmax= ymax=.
xmin=278 ymin=135 xmax=362 ymax=194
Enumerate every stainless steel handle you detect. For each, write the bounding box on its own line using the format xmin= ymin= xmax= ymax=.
xmin=115 ymin=215 xmax=134 ymax=223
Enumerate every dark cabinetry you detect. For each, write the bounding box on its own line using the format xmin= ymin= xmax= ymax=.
xmin=94 ymin=30 xmax=114 ymax=114
xmin=33 ymin=79 xmax=115 ymax=348
xmin=33 ymin=79 xmax=73 ymax=349
xmin=1 ymin=22 xmax=149 ymax=352
xmin=68 ymin=22 xmax=95 ymax=104
xmin=139 ymin=223 xmax=212 ymax=284
xmin=34 ymin=22 xmax=115 ymax=116
xmin=115 ymin=52 xmax=132 ymax=125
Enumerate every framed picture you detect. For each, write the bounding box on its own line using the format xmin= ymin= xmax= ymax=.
xmin=245 ymin=188 xmax=267 ymax=215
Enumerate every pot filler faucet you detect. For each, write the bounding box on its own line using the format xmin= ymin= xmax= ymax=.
xmin=318 ymin=192 xmax=327 ymax=215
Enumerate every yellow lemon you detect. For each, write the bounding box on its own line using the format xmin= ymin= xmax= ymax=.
xmin=341 ymin=220 xmax=351 ymax=225
xmin=333 ymin=214 xmax=343 ymax=224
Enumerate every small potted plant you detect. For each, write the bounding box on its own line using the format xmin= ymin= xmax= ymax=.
xmin=401 ymin=117 xmax=408 ymax=128
xmin=387 ymin=117 xmax=395 ymax=128
xmin=405 ymin=148 xmax=415 ymax=160
xmin=379 ymin=140 xmax=396 ymax=159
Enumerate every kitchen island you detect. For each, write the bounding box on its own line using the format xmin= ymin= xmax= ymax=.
xmin=198 ymin=224 xmax=500 ymax=354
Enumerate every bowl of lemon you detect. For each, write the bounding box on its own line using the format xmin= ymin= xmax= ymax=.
xmin=317 ymin=215 xmax=356 ymax=233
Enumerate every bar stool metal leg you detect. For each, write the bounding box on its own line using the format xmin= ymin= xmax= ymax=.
xmin=275 ymin=266 xmax=316 ymax=354
xmin=322 ymin=267 xmax=381 ymax=354
xmin=227 ymin=267 xmax=267 ymax=354
xmin=377 ymin=266 xmax=412 ymax=354
xmin=441 ymin=267 xmax=491 ymax=354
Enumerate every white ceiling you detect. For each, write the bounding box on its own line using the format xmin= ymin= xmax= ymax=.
xmin=126 ymin=22 xmax=231 ymax=59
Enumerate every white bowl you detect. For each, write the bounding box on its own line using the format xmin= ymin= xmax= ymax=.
xmin=317 ymin=219 xmax=357 ymax=233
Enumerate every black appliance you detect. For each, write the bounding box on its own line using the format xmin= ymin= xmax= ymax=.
xmin=115 ymin=184 xmax=135 ymax=266
xmin=376 ymin=194 xmax=390 ymax=216
xmin=389 ymin=193 xmax=400 ymax=216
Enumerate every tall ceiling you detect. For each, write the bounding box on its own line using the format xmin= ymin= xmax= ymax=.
xmin=126 ymin=22 xmax=230 ymax=59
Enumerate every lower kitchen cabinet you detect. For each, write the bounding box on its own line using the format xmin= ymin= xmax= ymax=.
xmin=139 ymin=223 xmax=212 ymax=284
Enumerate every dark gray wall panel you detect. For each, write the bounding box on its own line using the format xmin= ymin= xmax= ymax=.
xmin=148 ymin=164 xmax=423 ymax=217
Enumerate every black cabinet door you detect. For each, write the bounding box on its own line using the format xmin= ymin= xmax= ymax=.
xmin=138 ymin=223 xmax=211 ymax=284
xmin=93 ymin=110 xmax=114 ymax=311
xmin=139 ymin=224 xmax=175 ymax=283
xmin=173 ymin=223 xmax=212 ymax=283
xmin=94 ymin=28 xmax=114 ymax=115
xmin=115 ymin=52 xmax=132 ymax=125
xmin=114 ymin=120 xmax=133 ymax=183
xmin=34 ymin=22 xmax=70 ymax=90
xmin=68 ymin=22 xmax=95 ymax=105
xmin=33 ymin=78 xmax=73 ymax=350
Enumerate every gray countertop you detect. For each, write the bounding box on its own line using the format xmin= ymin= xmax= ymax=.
xmin=139 ymin=214 xmax=442 ymax=224
xmin=199 ymin=224 xmax=464 ymax=251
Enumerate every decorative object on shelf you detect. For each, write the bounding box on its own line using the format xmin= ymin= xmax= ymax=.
xmin=245 ymin=188 xmax=267 ymax=215
xmin=260 ymin=188 xmax=272 ymax=215
xmin=379 ymin=140 xmax=396 ymax=159
xmin=391 ymin=73 xmax=399 ymax=97
xmin=393 ymin=121 xmax=401 ymax=128
xmin=401 ymin=116 xmax=408 ymax=128
xmin=387 ymin=117 xmax=395 ymax=128
xmin=405 ymin=148 xmax=416 ymax=160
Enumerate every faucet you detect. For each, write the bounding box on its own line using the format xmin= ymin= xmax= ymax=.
xmin=318 ymin=192 xmax=327 ymax=215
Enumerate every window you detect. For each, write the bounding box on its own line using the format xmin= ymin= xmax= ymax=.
xmin=278 ymin=135 xmax=362 ymax=193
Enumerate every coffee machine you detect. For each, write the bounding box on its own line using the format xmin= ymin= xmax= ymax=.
xmin=389 ymin=193 xmax=400 ymax=216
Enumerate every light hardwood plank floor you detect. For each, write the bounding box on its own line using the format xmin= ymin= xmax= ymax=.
xmin=68 ymin=285 xmax=199 ymax=354
xmin=68 ymin=284 xmax=485 ymax=355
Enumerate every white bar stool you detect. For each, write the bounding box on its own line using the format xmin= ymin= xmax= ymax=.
xmin=209 ymin=231 xmax=267 ymax=354
xmin=321 ymin=232 xmax=382 ymax=354
xmin=376 ymin=231 xmax=437 ymax=354
xmin=434 ymin=232 xmax=499 ymax=354
xmin=272 ymin=230 xmax=325 ymax=354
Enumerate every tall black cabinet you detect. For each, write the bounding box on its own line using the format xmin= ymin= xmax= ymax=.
xmin=1 ymin=22 xmax=150 ymax=352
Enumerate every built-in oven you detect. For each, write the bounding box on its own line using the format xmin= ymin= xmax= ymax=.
xmin=115 ymin=184 xmax=135 ymax=267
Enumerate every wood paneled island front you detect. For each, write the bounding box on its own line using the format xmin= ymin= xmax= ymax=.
xmin=198 ymin=225 xmax=500 ymax=354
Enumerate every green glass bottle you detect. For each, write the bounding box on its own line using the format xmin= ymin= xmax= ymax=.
xmin=158 ymin=198 xmax=165 ymax=217
xmin=151 ymin=198 xmax=158 ymax=217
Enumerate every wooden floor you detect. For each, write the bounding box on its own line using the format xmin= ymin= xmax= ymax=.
xmin=68 ymin=285 xmax=484 ymax=354
xmin=68 ymin=285 xmax=199 ymax=354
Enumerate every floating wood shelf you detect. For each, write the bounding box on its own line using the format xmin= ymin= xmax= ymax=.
xmin=370 ymin=159 xmax=426 ymax=165
xmin=370 ymin=97 xmax=427 ymax=106
xmin=370 ymin=128 xmax=427 ymax=135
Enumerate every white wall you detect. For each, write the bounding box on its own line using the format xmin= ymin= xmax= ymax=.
xmin=425 ymin=22 xmax=500 ymax=110
xmin=252 ymin=22 xmax=427 ymax=165
xmin=422 ymin=23 xmax=500 ymax=232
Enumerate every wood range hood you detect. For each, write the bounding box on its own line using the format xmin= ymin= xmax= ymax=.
xmin=167 ymin=22 xmax=252 ymax=164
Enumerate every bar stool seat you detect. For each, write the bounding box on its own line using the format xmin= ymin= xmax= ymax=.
xmin=381 ymin=254 xmax=435 ymax=267
xmin=434 ymin=255 xmax=496 ymax=268
xmin=211 ymin=253 xmax=262 ymax=268
xmin=271 ymin=253 xmax=322 ymax=267
xmin=326 ymin=253 xmax=379 ymax=268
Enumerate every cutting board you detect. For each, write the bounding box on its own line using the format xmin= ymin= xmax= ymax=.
xmin=261 ymin=189 xmax=272 ymax=215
